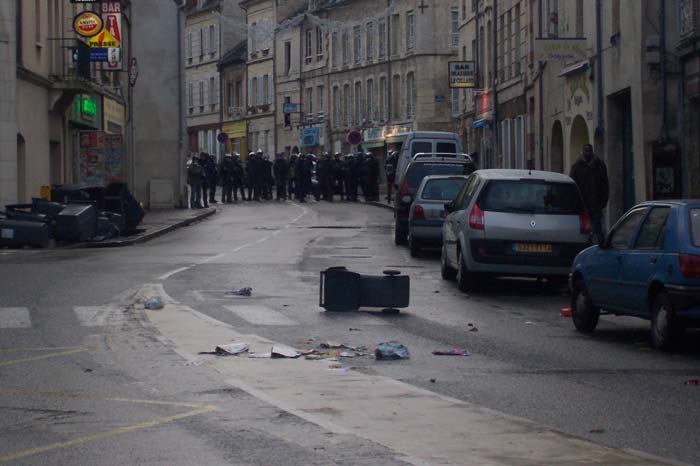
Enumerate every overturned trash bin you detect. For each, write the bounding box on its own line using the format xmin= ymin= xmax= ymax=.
xmin=319 ymin=267 xmax=409 ymax=313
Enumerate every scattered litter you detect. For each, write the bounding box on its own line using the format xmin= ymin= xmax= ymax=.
xmin=430 ymin=378 xmax=436 ymax=383
xmin=144 ymin=297 xmax=164 ymax=310
xmin=349 ymin=328 xmax=362 ymax=332
xmin=225 ymin=287 xmax=252 ymax=297
xmin=328 ymin=364 xmax=351 ymax=372
xmin=685 ymin=379 xmax=700 ymax=386
xmin=560 ymin=308 xmax=573 ymax=317
xmin=320 ymin=341 xmax=358 ymax=351
xmin=248 ymin=352 xmax=272 ymax=358
xmin=468 ymin=323 xmax=479 ymax=332
xmin=84 ymin=368 xmax=93 ymax=373
xmin=589 ymin=428 xmax=606 ymax=434
xmin=434 ymin=290 xmax=440 ymax=293
xmin=297 ymin=349 xmax=316 ymax=355
xmin=185 ymin=360 xmax=203 ymax=367
xmin=432 ymin=349 xmax=470 ymax=357
xmin=375 ymin=341 xmax=410 ymax=360
xmin=271 ymin=345 xmax=300 ymax=358
xmin=339 ymin=351 xmax=358 ymax=358
xmin=295 ymin=338 xmax=316 ymax=345
xmin=525 ymin=321 xmax=534 ymax=325
xmin=305 ymin=354 xmax=324 ymax=360
xmin=199 ymin=342 xmax=250 ymax=356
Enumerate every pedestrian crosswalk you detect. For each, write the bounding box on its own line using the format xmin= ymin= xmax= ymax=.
xmin=0 ymin=307 xmax=31 ymax=328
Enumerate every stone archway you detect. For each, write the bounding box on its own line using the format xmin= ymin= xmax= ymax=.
xmin=569 ymin=115 xmax=590 ymax=166
xmin=550 ymin=121 xmax=564 ymax=173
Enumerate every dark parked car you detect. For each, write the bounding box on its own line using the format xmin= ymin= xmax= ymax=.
xmin=394 ymin=154 xmax=475 ymax=245
xmin=570 ymin=201 xmax=700 ymax=349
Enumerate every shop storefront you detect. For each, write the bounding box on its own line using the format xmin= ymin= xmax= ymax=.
xmin=68 ymin=93 xmax=103 ymax=184
xmin=223 ymin=120 xmax=247 ymax=158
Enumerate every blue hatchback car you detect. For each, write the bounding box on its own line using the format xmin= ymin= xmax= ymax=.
xmin=569 ymin=201 xmax=700 ymax=349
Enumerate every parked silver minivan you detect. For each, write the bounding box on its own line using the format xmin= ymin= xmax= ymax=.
xmin=394 ymin=132 xmax=463 ymax=188
xmin=441 ymin=169 xmax=591 ymax=291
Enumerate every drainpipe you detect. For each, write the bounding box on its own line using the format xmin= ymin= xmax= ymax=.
xmin=387 ymin=0 xmax=393 ymax=124
xmin=659 ymin=0 xmax=668 ymax=142
xmin=491 ymin=0 xmax=499 ymax=168
xmin=595 ymin=0 xmax=604 ymax=153
xmin=538 ymin=0 xmax=544 ymax=170
xmin=175 ymin=0 xmax=186 ymax=207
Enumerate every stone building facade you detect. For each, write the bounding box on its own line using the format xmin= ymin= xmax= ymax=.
xmin=219 ymin=41 xmax=248 ymax=158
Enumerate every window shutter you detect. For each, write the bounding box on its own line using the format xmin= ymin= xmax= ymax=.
xmin=268 ymin=76 xmax=274 ymax=105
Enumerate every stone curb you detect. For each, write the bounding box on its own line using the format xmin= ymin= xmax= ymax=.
xmin=76 ymin=207 xmax=217 ymax=249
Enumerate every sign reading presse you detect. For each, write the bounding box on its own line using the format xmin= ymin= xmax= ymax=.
xmin=449 ymin=61 xmax=475 ymax=89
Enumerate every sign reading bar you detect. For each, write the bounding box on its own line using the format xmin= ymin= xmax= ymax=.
xmin=449 ymin=61 xmax=476 ymax=89
xmin=534 ymin=38 xmax=587 ymax=63
xmin=102 ymin=1 xmax=122 ymax=69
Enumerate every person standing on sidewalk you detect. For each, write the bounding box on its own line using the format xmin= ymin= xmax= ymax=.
xmin=220 ymin=154 xmax=234 ymax=204
xmin=385 ymin=150 xmax=398 ymax=203
xmin=288 ymin=153 xmax=298 ymax=200
xmin=365 ymin=152 xmax=380 ymax=202
xmin=273 ymin=153 xmax=289 ymax=201
xmin=570 ymin=144 xmax=609 ymax=243
xmin=231 ymin=153 xmax=245 ymax=202
xmin=333 ymin=152 xmax=346 ymax=200
xmin=199 ymin=152 xmax=210 ymax=208
xmin=187 ymin=157 xmax=203 ymax=208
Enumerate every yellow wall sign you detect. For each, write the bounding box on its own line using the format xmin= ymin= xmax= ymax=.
xmin=87 ymin=29 xmax=120 ymax=48
xmin=73 ymin=11 xmax=103 ymax=38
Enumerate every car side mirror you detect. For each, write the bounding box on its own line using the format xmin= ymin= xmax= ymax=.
xmin=444 ymin=201 xmax=454 ymax=214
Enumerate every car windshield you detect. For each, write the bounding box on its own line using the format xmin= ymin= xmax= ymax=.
xmin=406 ymin=163 xmax=473 ymax=190
xmin=421 ymin=178 xmax=468 ymax=201
xmin=691 ymin=208 xmax=700 ymax=246
xmin=478 ymin=180 xmax=583 ymax=215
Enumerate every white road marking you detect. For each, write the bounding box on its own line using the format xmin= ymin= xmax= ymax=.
xmin=157 ymin=203 xmax=308 ymax=281
xmin=0 ymin=307 xmax=31 ymax=328
xmin=74 ymin=306 xmax=123 ymax=327
xmin=223 ymin=305 xmax=297 ymax=326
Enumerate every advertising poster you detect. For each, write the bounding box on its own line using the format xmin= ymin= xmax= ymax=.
xmin=79 ymin=131 xmax=106 ymax=185
xmin=104 ymin=134 xmax=125 ymax=182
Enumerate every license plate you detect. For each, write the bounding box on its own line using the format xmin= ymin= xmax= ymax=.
xmin=514 ymin=243 xmax=553 ymax=254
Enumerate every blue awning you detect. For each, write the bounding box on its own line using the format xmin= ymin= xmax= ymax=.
xmin=472 ymin=118 xmax=491 ymax=129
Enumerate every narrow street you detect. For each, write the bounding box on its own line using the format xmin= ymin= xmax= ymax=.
xmin=1 ymin=202 xmax=699 ymax=465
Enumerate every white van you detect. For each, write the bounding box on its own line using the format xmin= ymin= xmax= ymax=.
xmin=394 ymin=132 xmax=463 ymax=187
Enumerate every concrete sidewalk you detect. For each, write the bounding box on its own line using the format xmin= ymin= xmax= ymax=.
xmin=78 ymin=207 xmax=216 ymax=248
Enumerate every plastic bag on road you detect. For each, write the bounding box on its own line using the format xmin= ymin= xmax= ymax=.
xmin=199 ymin=342 xmax=250 ymax=356
xmin=432 ymin=349 xmax=470 ymax=357
xmin=225 ymin=287 xmax=252 ymax=297
xmin=374 ymin=341 xmax=410 ymax=360
xmin=144 ymin=297 xmax=164 ymax=310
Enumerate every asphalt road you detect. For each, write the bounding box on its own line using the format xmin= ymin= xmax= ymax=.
xmin=1 ymin=200 xmax=699 ymax=465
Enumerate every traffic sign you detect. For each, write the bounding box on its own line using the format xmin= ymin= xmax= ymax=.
xmin=128 ymin=58 xmax=138 ymax=87
xmin=217 ymin=132 xmax=229 ymax=144
xmin=346 ymin=130 xmax=363 ymax=145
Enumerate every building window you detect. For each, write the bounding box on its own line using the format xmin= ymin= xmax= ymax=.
xmin=343 ymin=84 xmax=351 ymax=127
xmin=200 ymin=28 xmax=205 ymax=58
xmin=208 ymin=130 xmax=214 ymax=155
xmin=250 ymin=22 xmax=257 ymax=55
xmin=209 ymin=77 xmax=215 ymax=106
xmin=392 ymin=75 xmax=401 ymax=119
xmin=451 ymin=9 xmax=460 ymax=47
xmin=391 ymin=14 xmax=400 ymax=56
xmin=199 ymin=80 xmax=204 ymax=110
xmin=354 ymin=81 xmax=363 ymax=124
xmin=499 ymin=15 xmax=505 ymax=82
xmin=316 ymin=27 xmax=323 ymax=58
xmin=548 ymin=0 xmax=559 ymax=37
xmin=251 ymin=77 xmax=257 ymax=106
xmin=227 ymin=80 xmax=233 ymax=108
xmin=235 ymin=80 xmax=242 ymax=107
xmin=262 ymin=75 xmax=270 ymax=105
xmin=380 ymin=77 xmax=388 ymax=121
xmin=35 ymin=0 xmax=41 ymax=44
xmin=367 ymin=79 xmax=375 ymax=121
xmin=333 ymin=86 xmax=340 ymax=128
xmin=209 ymin=25 xmax=217 ymax=55
xmin=187 ymin=32 xmax=193 ymax=62
xmin=342 ymin=29 xmax=350 ymax=65
xmin=514 ymin=116 xmax=526 ymax=169
xmin=188 ymin=82 xmax=194 ymax=109
xmin=353 ymin=26 xmax=362 ymax=63
xmin=501 ymin=119 xmax=512 ymax=168
xmin=306 ymin=87 xmax=313 ymax=120
xmin=332 ymin=32 xmax=339 ymax=67
xmin=406 ymin=72 xmax=415 ymax=118
xmin=611 ymin=0 xmax=620 ymax=36
xmin=284 ymin=96 xmax=291 ymax=127
xmin=506 ymin=10 xmax=512 ymax=79
xmin=451 ymin=89 xmax=461 ymax=117
xmin=575 ymin=0 xmax=583 ymax=37
xmin=462 ymin=0 xmax=466 ymax=19
xmin=406 ymin=12 xmax=415 ymax=52
xmin=306 ymin=29 xmax=313 ymax=63
xmin=284 ymin=40 xmax=291 ymax=74
xmin=317 ymin=86 xmax=324 ymax=115
xmin=366 ymin=22 xmax=374 ymax=61
xmin=378 ymin=20 xmax=387 ymax=59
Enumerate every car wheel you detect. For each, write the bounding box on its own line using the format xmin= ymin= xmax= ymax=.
xmin=441 ymin=245 xmax=456 ymax=280
xmin=394 ymin=222 xmax=407 ymax=245
xmin=571 ymin=279 xmax=600 ymax=333
xmin=409 ymin=235 xmax=421 ymax=257
xmin=456 ymin=249 xmax=474 ymax=292
xmin=650 ymin=292 xmax=683 ymax=350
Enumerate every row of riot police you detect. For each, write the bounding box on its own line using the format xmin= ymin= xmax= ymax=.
xmin=187 ymin=149 xmax=392 ymax=208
